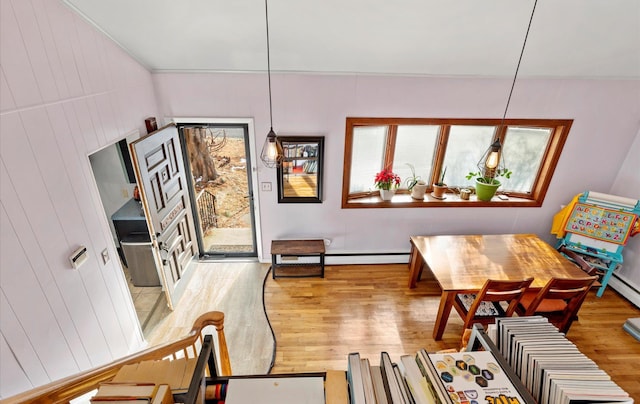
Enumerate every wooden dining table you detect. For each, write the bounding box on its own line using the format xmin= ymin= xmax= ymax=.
xmin=408 ymin=234 xmax=588 ymax=340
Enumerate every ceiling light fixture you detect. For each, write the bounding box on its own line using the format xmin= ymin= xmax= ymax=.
xmin=477 ymin=0 xmax=538 ymax=180
xmin=260 ymin=0 xmax=283 ymax=168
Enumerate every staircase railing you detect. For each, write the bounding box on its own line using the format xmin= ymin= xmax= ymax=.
xmin=1 ymin=311 xmax=231 ymax=404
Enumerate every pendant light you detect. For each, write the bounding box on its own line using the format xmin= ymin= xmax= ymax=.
xmin=477 ymin=0 xmax=537 ymax=181
xmin=260 ymin=0 xmax=283 ymax=168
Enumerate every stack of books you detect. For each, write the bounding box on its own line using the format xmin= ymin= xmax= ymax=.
xmin=90 ymin=382 xmax=173 ymax=404
xmin=494 ymin=316 xmax=633 ymax=404
xmin=347 ymin=349 xmax=527 ymax=404
xmin=346 ymin=317 xmax=633 ymax=403
xmin=111 ymin=358 xmax=198 ymax=397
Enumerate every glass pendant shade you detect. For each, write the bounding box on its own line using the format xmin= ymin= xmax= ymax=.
xmin=477 ymin=139 xmax=505 ymax=179
xmin=260 ymin=127 xmax=283 ymax=168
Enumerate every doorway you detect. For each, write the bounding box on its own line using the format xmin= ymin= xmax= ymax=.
xmin=88 ymin=132 xmax=166 ymax=335
xmin=178 ymin=122 xmax=258 ymax=258
xmin=88 ymin=120 xmax=261 ymax=335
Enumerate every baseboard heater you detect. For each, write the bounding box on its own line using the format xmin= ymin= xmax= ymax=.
xmin=324 ymin=251 xmax=410 ymax=265
xmin=608 ymin=272 xmax=640 ymax=309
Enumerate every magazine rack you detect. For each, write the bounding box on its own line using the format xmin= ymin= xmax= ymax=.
xmin=553 ymin=191 xmax=640 ymax=297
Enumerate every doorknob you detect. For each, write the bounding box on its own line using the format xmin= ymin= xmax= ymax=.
xmin=157 ymin=241 xmax=170 ymax=265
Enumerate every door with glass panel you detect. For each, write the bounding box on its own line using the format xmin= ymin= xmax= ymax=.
xmin=179 ymin=123 xmax=257 ymax=257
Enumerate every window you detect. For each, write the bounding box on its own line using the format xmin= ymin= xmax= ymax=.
xmin=342 ymin=117 xmax=572 ymax=208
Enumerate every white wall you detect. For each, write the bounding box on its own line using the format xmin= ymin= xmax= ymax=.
xmin=153 ymin=72 xmax=640 ymax=257
xmin=609 ymin=128 xmax=640 ymax=306
xmin=0 ymin=0 xmax=158 ymax=398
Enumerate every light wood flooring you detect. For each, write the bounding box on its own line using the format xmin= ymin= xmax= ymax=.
xmin=122 ymin=265 xmax=165 ymax=334
xmin=147 ymin=262 xmax=640 ymax=399
xmin=144 ymin=261 xmax=275 ymax=375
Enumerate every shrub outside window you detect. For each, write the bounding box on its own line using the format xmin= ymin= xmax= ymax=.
xmin=341 ymin=117 xmax=572 ymax=208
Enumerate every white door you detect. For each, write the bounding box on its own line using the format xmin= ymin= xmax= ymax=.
xmin=130 ymin=124 xmax=199 ymax=309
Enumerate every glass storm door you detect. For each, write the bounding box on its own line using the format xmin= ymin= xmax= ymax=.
xmin=179 ymin=123 xmax=257 ymax=258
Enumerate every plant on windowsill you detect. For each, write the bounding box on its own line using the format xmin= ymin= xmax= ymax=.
xmin=404 ymin=163 xmax=428 ymax=200
xmin=375 ymin=168 xmax=401 ymax=201
xmin=466 ymin=139 xmax=512 ymax=201
xmin=432 ymin=166 xmax=447 ymax=199
xmin=465 ymin=168 xmax=512 ymax=201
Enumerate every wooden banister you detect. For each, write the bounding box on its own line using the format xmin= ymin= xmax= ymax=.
xmin=2 ymin=311 xmax=231 ymax=404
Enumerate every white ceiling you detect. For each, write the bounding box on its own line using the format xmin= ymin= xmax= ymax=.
xmin=64 ymin=0 xmax=640 ymax=79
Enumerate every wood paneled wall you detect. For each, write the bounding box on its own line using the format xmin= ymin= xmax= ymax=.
xmin=0 ymin=0 xmax=158 ymax=398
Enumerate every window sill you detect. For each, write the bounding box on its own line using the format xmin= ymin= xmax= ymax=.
xmin=342 ymin=192 xmax=540 ymax=208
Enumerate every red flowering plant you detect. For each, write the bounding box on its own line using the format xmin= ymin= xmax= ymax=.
xmin=374 ymin=168 xmax=401 ymax=190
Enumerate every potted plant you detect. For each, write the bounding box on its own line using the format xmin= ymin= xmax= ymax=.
xmin=466 ymin=167 xmax=512 ymax=201
xmin=432 ymin=166 xmax=447 ymax=199
xmin=404 ymin=163 xmax=428 ymax=200
xmin=374 ymin=168 xmax=401 ymax=201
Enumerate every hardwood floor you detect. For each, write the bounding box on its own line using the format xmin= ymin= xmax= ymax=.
xmin=264 ymin=264 xmax=640 ymax=399
xmin=146 ymin=261 xmax=640 ymax=399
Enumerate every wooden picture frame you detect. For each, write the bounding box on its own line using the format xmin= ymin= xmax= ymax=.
xmin=276 ymin=136 xmax=324 ymax=203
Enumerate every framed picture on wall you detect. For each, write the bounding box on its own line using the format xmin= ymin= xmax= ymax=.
xmin=276 ymin=136 xmax=324 ymax=203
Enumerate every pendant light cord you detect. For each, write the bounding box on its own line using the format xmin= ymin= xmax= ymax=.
xmin=265 ymin=0 xmax=274 ymax=129
xmin=501 ymin=0 xmax=538 ymax=125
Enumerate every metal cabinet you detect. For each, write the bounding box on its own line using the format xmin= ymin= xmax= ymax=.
xmin=112 ymin=199 xmax=159 ymax=286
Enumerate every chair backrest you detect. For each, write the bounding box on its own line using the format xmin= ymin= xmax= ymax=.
xmin=557 ymin=245 xmax=599 ymax=276
xmin=458 ymin=278 xmax=534 ymax=329
xmin=519 ymin=276 xmax=597 ymax=333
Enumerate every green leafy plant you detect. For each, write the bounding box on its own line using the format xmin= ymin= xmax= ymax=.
xmin=404 ymin=163 xmax=424 ymax=190
xmin=435 ymin=166 xmax=447 ymax=186
xmin=466 ymin=167 xmax=512 ymax=184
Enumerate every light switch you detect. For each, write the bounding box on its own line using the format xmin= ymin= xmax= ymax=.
xmin=101 ymin=248 xmax=109 ymax=264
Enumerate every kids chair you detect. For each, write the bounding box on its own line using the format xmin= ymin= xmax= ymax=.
xmin=516 ymin=276 xmax=598 ymax=334
xmin=453 ymin=278 xmax=534 ymax=331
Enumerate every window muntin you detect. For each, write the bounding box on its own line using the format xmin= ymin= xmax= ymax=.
xmin=342 ymin=117 xmax=571 ymax=207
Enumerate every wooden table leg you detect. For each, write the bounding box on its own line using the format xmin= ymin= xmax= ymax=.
xmin=408 ymin=243 xmax=424 ymax=288
xmin=433 ymin=291 xmax=455 ymax=340
xmin=271 ymin=253 xmax=277 ymax=279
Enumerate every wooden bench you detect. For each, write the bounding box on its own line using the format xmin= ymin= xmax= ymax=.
xmin=271 ymin=239 xmax=326 ymax=279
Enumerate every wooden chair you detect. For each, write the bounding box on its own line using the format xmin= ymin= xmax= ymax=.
xmin=516 ymin=276 xmax=598 ymax=334
xmin=557 ymin=245 xmax=601 ymax=277
xmin=453 ymin=278 xmax=534 ymax=330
